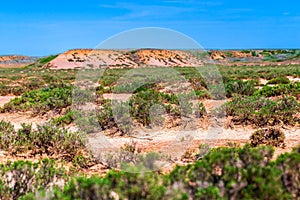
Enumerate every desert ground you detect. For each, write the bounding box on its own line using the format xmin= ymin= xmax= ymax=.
xmin=0 ymin=49 xmax=299 ymax=199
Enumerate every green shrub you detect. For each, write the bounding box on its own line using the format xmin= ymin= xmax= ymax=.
xmin=53 ymin=171 xmax=165 ymax=200
xmin=51 ymin=110 xmax=78 ymax=126
xmin=250 ymin=127 xmax=286 ymax=147
xmin=0 ymin=121 xmax=90 ymax=162
xmin=167 ymin=145 xmax=291 ymax=199
xmin=225 ymin=96 xmax=300 ymax=127
xmin=22 ymin=144 xmax=300 ymax=200
xmin=129 ymin=89 xmax=179 ymax=126
xmin=254 ymin=82 xmax=300 ymax=98
xmin=225 ymin=79 xmax=257 ymax=97
xmin=267 ymin=77 xmax=290 ymax=85
xmin=1 ymin=84 xmax=73 ymax=115
xmin=276 ymin=145 xmax=300 ymax=198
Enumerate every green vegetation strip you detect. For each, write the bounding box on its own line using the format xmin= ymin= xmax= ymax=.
xmin=1 ymin=144 xmax=299 ymax=199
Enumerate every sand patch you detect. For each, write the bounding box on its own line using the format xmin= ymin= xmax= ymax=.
xmin=0 ymin=96 xmax=15 ymax=107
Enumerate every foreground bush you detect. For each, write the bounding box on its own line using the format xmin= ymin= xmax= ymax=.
xmin=0 ymin=159 xmax=66 ymax=200
xmin=1 ymin=145 xmax=300 ymax=199
xmin=276 ymin=146 xmax=300 ymax=198
xmin=50 ymin=145 xmax=300 ymax=200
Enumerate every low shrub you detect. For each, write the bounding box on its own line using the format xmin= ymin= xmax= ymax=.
xmin=53 ymin=171 xmax=165 ymax=200
xmin=225 ymin=79 xmax=257 ymax=97
xmin=51 ymin=110 xmax=78 ymax=126
xmin=254 ymin=82 xmax=300 ymax=98
xmin=250 ymin=127 xmax=286 ymax=147
xmin=267 ymin=77 xmax=290 ymax=85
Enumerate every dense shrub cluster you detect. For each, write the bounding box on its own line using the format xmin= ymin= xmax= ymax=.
xmin=84 ymin=89 xmax=206 ymax=135
xmin=1 ymin=84 xmax=73 ymax=115
xmin=225 ymin=96 xmax=300 ymax=127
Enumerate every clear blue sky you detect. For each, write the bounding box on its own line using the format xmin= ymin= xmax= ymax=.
xmin=1 ymin=0 xmax=300 ymax=56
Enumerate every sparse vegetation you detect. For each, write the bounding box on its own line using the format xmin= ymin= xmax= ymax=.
xmin=0 ymin=50 xmax=299 ymax=199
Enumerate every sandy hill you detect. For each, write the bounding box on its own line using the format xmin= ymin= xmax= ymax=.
xmin=3 ymin=49 xmax=299 ymax=69
xmin=44 ymin=49 xmax=203 ymax=69
xmin=0 ymin=55 xmax=36 ymax=68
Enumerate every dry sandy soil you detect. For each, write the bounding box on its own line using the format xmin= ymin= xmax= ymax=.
xmin=0 ymin=96 xmax=15 ymax=107
xmin=0 ymin=96 xmax=47 ymax=129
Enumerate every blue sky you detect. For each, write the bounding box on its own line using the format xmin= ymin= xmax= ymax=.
xmin=0 ymin=0 xmax=300 ymax=55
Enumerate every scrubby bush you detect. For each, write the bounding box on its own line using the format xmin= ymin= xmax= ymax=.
xmin=0 ymin=121 xmax=91 ymax=163
xmin=53 ymin=171 xmax=165 ymax=200
xmin=250 ymin=127 xmax=286 ymax=147
xmin=225 ymin=96 xmax=300 ymax=127
xmin=167 ymin=145 xmax=290 ymax=199
xmin=51 ymin=110 xmax=78 ymax=126
xmin=225 ymin=79 xmax=257 ymax=97
xmin=267 ymin=77 xmax=290 ymax=85
xmin=1 ymin=84 xmax=73 ymax=115
xmin=254 ymin=82 xmax=300 ymax=98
